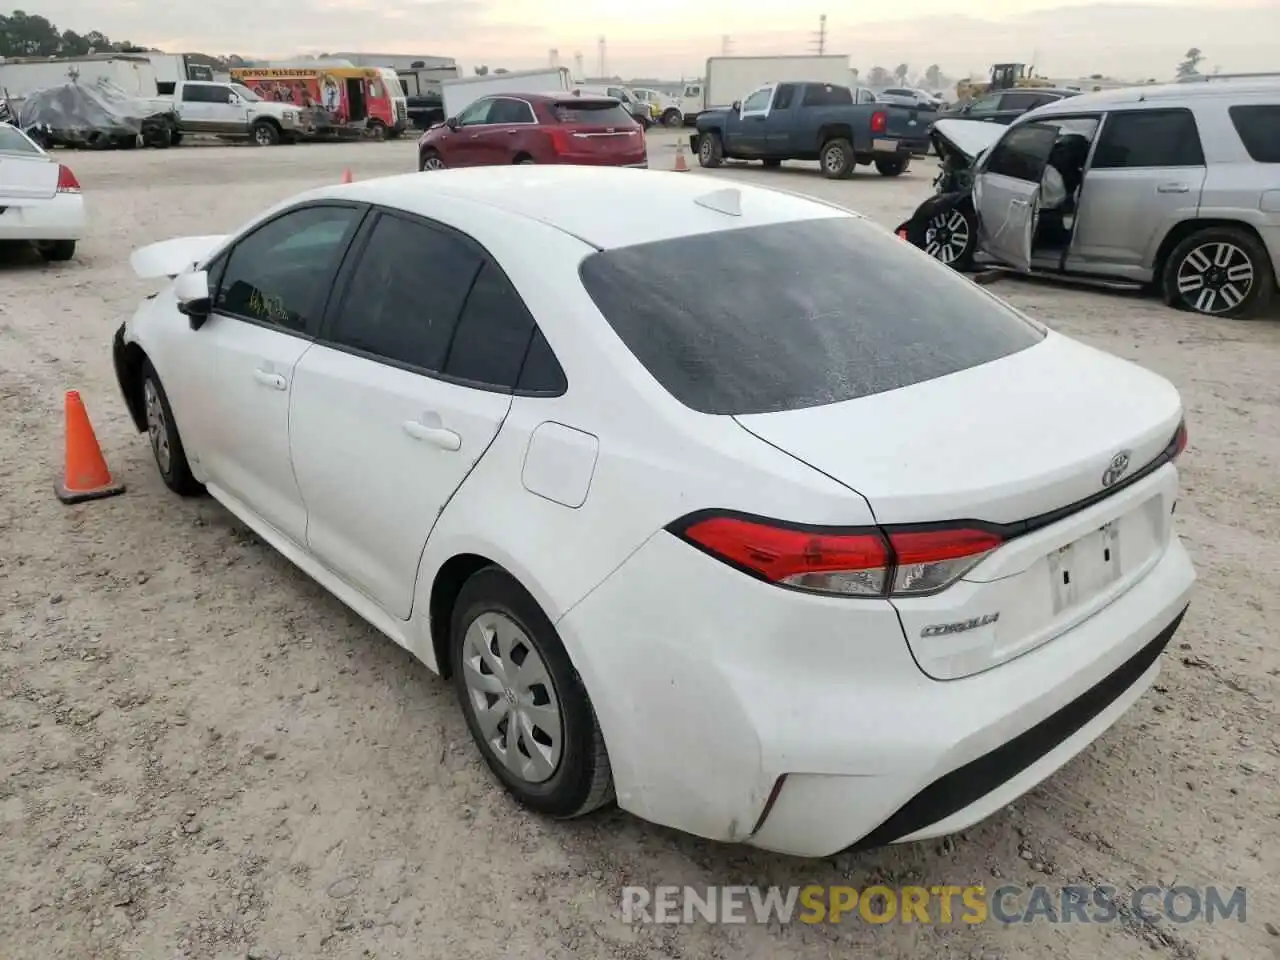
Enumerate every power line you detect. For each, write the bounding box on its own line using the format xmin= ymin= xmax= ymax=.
xmin=597 ymin=36 xmax=606 ymax=78
xmin=721 ymin=35 xmax=732 ymax=56
xmin=811 ymin=14 xmax=827 ymax=55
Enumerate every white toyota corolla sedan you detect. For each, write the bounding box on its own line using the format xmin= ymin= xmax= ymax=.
xmin=0 ymin=122 xmax=85 ymax=261
xmin=113 ymin=165 xmax=1194 ymax=858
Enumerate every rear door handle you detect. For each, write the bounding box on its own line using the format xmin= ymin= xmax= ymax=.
xmin=1010 ymin=198 xmax=1029 ymax=207
xmin=1157 ymin=182 xmax=1189 ymax=194
xmin=469 ymin=133 xmax=482 ymax=139
xmin=253 ymin=368 xmax=287 ymax=390
xmin=402 ymin=420 xmax=462 ymax=451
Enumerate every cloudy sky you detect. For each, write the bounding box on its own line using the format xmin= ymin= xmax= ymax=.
xmin=27 ymin=0 xmax=1280 ymax=81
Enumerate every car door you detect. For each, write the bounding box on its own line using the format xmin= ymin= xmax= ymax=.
xmin=176 ymin=83 xmax=212 ymax=131
xmin=471 ymin=97 xmax=535 ymax=164
xmin=1066 ymin=108 xmax=1207 ymax=276
xmin=196 ymin=202 xmax=366 ymax=545
xmin=757 ymin=83 xmax=798 ymax=155
xmin=203 ymin=84 xmax=243 ymax=134
xmin=288 ymin=210 xmax=532 ymax=619
xmin=972 ymin=122 xmax=1060 ymax=271
xmin=449 ymin=97 xmax=496 ymax=166
xmin=730 ymin=86 xmax=773 ymax=157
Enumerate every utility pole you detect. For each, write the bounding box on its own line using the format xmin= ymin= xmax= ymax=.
xmin=812 ymin=14 xmax=827 ymax=55
xmin=574 ymin=51 xmax=584 ymax=80
xmin=549 ymin=48 xmax=559 ymax=68
xmin=721 ymin=35 xmax=732 ymax=56
xmin=597 ymin=36 xmax=607 ymax=79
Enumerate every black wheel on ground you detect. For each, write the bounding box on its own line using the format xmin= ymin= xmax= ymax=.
xmin=450 ymin=566 xmax=614 ymax=818
xmin=367 ymin=119 xmax=386 ymax=140
xmin=419 ymin=149 xmax=445 ymax=171
xmin=140 ymin=360 xmax=203 ymax=496
xmin=1160 ymin=226 xmax=1275 ymax=319
xmin=697 ymin=132 xmax=723 ymax=168
xmin=251 ymin=120 xmax=280 ymax=146
xmin=169 ymin=128 xmax=184 ymax=146
xmin=37 ymin=240 xmax=76 ymax=262
xmin=875 ymin=156 xmax=909 ymax=176
xmin=661 ymin=108 xmax=682 ymax=128
xmin=762 ymin=158 xmax=782 ymax=168
xmin=820 ymin=138 xmax=855 ymax=179
xmin=387 ymin=126 xmax=403 ymax=140
xmin=909 ymin=199 xmax=978 ymax=272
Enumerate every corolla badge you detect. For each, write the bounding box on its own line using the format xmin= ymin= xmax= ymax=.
xmin=920 ymin=612 xmax=1000 ymax=638
xmin=1101 ymin=450 xmax=1132 ymax=488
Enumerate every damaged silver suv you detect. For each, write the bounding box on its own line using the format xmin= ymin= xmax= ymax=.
xmin=899 ymin=77 xmax=1280 ymax=318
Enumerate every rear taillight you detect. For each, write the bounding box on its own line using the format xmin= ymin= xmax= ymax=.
xmin=547 ymin=127 xmax=572 ymax=155
xmin=1169 ymin=420 xmax=1188 ymax=460
xmin=56 ymin=164 xmax=80 ymax=193
xmin=870 ymin=110 xmax=887 ymax=134
xmin=669 ymin=512 xmax=1002 ymax=598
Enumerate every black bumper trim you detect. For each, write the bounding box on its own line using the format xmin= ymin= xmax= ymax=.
xmin=112 ymin=323 xmax=146 ymax=433
xmin=847 ymin=605 xmax=1188 ymax=852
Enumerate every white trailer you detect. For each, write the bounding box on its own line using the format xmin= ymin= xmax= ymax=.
xmin=0 ymin=54 xmax=160 ymax=101
xmin=703 ymin=55 xmax=852 ymax=113
xmin=440 ymin=67 xmax=572 ymax=119
xmin=146 ymin=54 xmax=215 ymax=95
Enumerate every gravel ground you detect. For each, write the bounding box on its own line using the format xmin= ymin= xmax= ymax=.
xmin=1 ymin=131 xmax=1278 ymax=960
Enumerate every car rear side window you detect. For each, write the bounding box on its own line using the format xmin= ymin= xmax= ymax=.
xmin=326 ymin=213 xmax=482 ymax=372
xmin=772 ymin=84 xmax=796 ymax=110
xmin=554 ymin=101 xmax=633 ymax=125
xmin=1228 ymin=104 xmax=1280 ymax=162
xmin=1091 ymin=109 xmax=1204 ymax=168
xmin=801 ymin=84 xmax=853 ymax=107
xmin=578 ymin=217 xmax=1044 ymax=416
xmin=442 ymin=260 xmax=537 ymax=389
xmin=487 ymin=98 xmax=536 ymax=124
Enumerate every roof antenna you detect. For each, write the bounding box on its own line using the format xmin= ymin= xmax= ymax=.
xmin=694 ymin=187 xmax=742 ymax=216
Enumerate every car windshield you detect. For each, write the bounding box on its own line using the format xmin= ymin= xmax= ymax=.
xmin=231 ymin=84 xmax=262 ymax=102
xmin=553 ymin=101 xmax=634 ymax=125
xmin=0 ymin=123 xmax=40 ymax=154
xmin=578 ymin=216 xmax=1045 ymax=416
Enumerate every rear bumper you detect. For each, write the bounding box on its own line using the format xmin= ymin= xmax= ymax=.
xmin=0 ymin=192 xmax=86 ymax=241
xmin=112 ymin=322 xmax=146 ymax=433
xmin=558 ymin=528 xmax=1195 ymax=858
xmin=865 ymin=136 xmax=931 ymax=158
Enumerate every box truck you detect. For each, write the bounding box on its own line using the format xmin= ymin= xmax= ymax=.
xmin=440 ymin=67 xmax=573 ymax=120
xmin=698 ymin=55 xmax=852 ymax=116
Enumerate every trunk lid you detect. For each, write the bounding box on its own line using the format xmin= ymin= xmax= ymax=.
xmin=0 ymin=150 xmax=59 ymax=202
xmin=549 ymin=97 xmax=644 ymax=162
xmin=734 ymin=333 xmax=1185 ymax=679
xmin=881 ymin=103 xmax=932 ymax=143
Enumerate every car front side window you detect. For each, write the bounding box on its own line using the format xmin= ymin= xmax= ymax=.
xmin=742 ymin=89 xmax=772 ymax=113
xmin=215 ymin=205 xmax=363 ymax=336
xmin=967 ymin=95 xmax=1002 ymax=115
xmin=457 ymin=99 xmax=494 ymax=126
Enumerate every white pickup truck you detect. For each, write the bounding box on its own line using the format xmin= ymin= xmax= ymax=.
xmin=168 ymin=80 xmax=312 ymax=146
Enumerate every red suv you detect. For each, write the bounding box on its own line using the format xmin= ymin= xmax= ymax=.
xmin=417 ymin=92 xmax=648 ymax=171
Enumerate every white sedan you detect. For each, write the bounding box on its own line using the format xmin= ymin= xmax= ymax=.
xmin=113 ymin=166 xmax=1194 ymax=858
xmin=0 ymin=122 xmax=85 ymax=260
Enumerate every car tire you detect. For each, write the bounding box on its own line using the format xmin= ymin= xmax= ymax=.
xmin=875 ymin=156 xmax=910 ymax=177
xmin=367 ymin=119 xmax=386 ymax=140
xmin=1161 ymin=226 xmax=1275 ymax=319
xmin=251 ymin=120 xmax=280 ymax=146
xmin=820 ymin=138 xmax=855 ymax=179
xmin=910 ymin=199 xmax=977 ymax=272
xmin=661 ymin=108 xmax=682 ymax=128
xmin=697 ymin=132 xmax=723 ymax=168
xmin=37 ymin=240 xmax=76 ymax=262
xmin=450 ymin=566 xmax=614 ymax=819
xmin=762 ymin=158 xmax=782 ymax=168
xmin=141 ymin=361 xmax=203 ymax=497
xmin=169 ymin=129 xmax=184 ymax=147
xmin=419 ymin=149 xmax=445 ymax=172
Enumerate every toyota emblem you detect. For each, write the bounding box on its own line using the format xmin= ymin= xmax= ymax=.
xmin=1100 ymin=450 xmax=1132 ymax=488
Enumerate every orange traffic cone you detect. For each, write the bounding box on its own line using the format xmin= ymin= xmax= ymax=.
xmin=55 ymin=391 xmax=125 ymax=505
xmin=673 ymin=141 xmax=689 ymax=173
xmin=341 ymin=168 xmax=354 ymax=184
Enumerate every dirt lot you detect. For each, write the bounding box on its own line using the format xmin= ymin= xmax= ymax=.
xmin=1 ymin=131 xmax=1278 ymax=960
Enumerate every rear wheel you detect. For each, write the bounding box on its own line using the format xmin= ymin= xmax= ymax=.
xmin=1161 ymin=226 xmax=1274 ymax=319
xmin=820 ymin=138 xmax=855 ymax=179
xmin=37 ymin=240 xmax=76 ymax=262
xmin=450 ymin=567 xmax=614 ymax=818
xmin=697 ymin=132 xmax=723 ymax=168
xmin=875 ymin=156 xmax=910 ymax=177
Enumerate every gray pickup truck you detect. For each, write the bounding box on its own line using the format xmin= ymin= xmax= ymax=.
xmin=691 ymin=81 xmax=933 ymax=179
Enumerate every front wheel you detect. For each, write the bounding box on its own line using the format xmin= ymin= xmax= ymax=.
xmin=875 ymin=156 xmax=910 ymax=177
xmin=367 ymin=120 xmax=386 ymax=140
xmin=1161 ymin=227 xmax=1275 ymax=319
xmin=450 ymin=567 xmax=614 ymax=818
xmin=914 ymin=200 xmax=977 ymax=271
xmin=419 ymin=150 xmax=445 ymax=171
xmin=820 ymin=138 xmax=855 ymax=179
xmin=251 ymin=121 xmax=280 ymax=146
xmin=141 ymin=362 xmax=203 ymax=496
xmin=37 ymin=240 xmax=76 ymax=262
xmin=697 ymin=132 xmax=723 ymax=168
xmin=661 ymin=108 xmax=682 ymax=128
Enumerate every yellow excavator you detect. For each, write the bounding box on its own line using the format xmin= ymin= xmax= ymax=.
xmin=955 ymin=63 xmax=1055 ymax=103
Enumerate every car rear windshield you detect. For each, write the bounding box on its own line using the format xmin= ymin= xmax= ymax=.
xmin=578 ymin=217 xmax=1045 ymax=416
xmin=1228 ymin=105 xmax=1280 ymax=163
xmin=553 ymin=100 xmax=634 ymax=125
xmin=0 ymin=124 xmax=39 ymax=154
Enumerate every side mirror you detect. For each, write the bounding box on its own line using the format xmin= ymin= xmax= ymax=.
xmin=174 ymin=269 xmax=212 ymax=330
xmin=446 ymin=116 xmax=459 ymax=130
xmin=732 ymin=100 xmax=742 ymax=112
xmin=227 ymin=94 xmax=241 ymax=105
